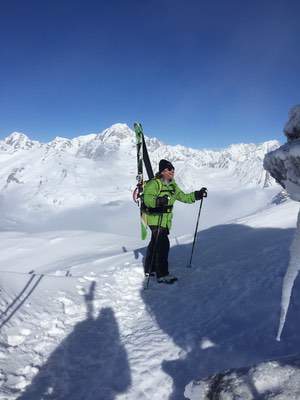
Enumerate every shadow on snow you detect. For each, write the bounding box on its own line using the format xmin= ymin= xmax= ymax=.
xmin=0 ymin=274 xmax=44 ymax=331
xmin=141 ymin=223 xmax=300 ymax=399
xmin=17 ymin=282 xmax=131 ymax=400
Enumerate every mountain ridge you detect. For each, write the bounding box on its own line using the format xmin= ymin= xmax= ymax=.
xmin=0 ymin=124 xmax=280 ymax=220
xmin=1 ymin=124 xmax=279 ymax=156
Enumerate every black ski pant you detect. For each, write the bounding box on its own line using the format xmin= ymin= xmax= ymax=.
xmin=144 ymin=226 xmax=170 ymax=278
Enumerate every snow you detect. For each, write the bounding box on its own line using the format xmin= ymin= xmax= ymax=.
xmin=0 ymin=199 xmax=298 ymax=399
xmin=0 ymin=122 xmax=296 ymax=399
xmin=185 ymin=360 xmax=300 ymax=400
xmin=6 ymin=334 xmax=26 ymax=347
xmin=200 ymin=338 xmax=216 ymax=350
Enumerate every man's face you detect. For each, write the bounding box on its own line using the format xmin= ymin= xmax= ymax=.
xmin=161 ymin=168 xmax=175 ymax=181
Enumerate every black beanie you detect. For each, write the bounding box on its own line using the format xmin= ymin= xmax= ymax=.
xmin=159 ymin=159 xmax=175 ymax=173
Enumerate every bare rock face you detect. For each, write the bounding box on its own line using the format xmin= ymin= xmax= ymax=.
xmin=264 ymin=107 xmax=300 ymax=200
xmin=284 ymin=105 xmax=300 ymax=142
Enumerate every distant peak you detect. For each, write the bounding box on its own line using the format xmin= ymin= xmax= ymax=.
xmin=109 ymin=123 xmax=131 ymax=130
xmin=260 ymin=139 xmax=281 ymax=149
xmin=51 ymin=136 xmax=70 ymax=142
xmin=4 ymin=132 xmax=37 ymax=150
xmin=5 ymin=131 xmax=30 ymax=142
xmin=224 ymin=140 xmax=280 ymax=154
xmin=98 ymin=123 xmax=134 ymax=142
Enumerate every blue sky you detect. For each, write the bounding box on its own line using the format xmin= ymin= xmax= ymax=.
xmin=0 ymin=0 xmax=299 ymax=148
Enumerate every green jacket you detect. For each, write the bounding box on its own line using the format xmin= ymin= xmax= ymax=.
xmin=143 ymin=178 xmax=196 ymax=230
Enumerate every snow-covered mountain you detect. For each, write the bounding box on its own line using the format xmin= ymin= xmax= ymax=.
xmin=0 ymin=123 xmax=281 ymax=235
xmin=1 ymin=123 xmax=279 ymax=174
xmin=0 ymin=124 xmax=278 ymax=210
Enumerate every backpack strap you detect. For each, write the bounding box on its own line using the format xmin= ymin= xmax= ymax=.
xmin=155 ymin=179 xmax=176 ymax=196
xmin=154 ymin=178 xmax=162 ymax=194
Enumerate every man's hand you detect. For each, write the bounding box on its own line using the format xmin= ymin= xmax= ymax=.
xmin=194 ymin=187 xmax=208 ymax=200
xmin=156 ymin=195 xmax=169 ymax=206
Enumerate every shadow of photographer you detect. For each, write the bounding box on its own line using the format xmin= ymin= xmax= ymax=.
xmin=17 ymin=281 xmax=131 ymax=400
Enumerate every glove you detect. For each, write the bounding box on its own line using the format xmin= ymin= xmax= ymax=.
xmin=194 ymin=187 xmax=208 ymax=200
xmin=156 ymin=195 xmax=169 ymax=207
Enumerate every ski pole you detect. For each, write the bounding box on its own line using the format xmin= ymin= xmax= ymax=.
xmin=187 ymin=198 xmax=204 ymax=268
xmin=145 ymin=213 xmax=163 ymax=290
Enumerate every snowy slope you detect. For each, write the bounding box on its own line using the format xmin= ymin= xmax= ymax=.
xmin=0 ymin=198 xmax=299 ymax=400
xmin=184 ymin=201 xmax=300 ymax=400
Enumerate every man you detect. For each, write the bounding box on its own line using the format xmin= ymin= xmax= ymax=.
xmin=143 ymin=159 xmax=207 ymax=284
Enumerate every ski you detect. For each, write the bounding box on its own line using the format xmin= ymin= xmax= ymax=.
xmin=133 ymin=122 xmax=148 ymax=240
xmin=142 ymin=134 xmax=154 ymax=180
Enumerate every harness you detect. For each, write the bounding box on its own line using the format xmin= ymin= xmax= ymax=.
xmin=142 ymin=179 xmax=174 ymax=215
xmin=142 ymin=204 xmax=173 ymax=214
